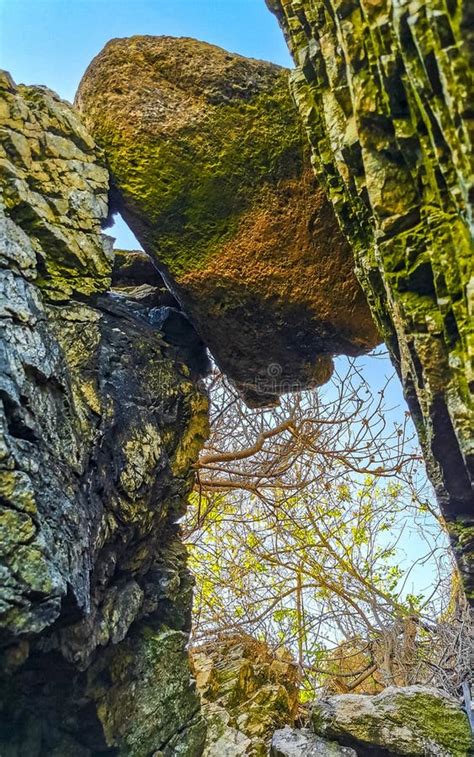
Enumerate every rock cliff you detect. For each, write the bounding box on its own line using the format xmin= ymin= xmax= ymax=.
xmin=266 ymin=0 xmax=474 ymax=597
xmin=0 ymin=71 xmax=209 ymax=755
xmin=75 ymin=35 xmax=379 ymax=406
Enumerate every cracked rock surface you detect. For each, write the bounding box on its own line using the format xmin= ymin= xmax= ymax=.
xmin=0 ymin=70 xmax=208 ymax=755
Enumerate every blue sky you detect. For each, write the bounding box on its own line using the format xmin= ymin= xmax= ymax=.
xmin=0 ymin=0 xmax=292 ymax=102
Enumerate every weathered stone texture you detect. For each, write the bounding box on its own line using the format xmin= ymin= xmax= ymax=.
xmin=271 ymin=726 xmax=357 ymax=756
xmin=76 ymin=35 xmax=379 ymax=406
xmin=191 ymin=634 xmax=299 ymax=756
xmin=311 ymin=685 xmax=473 ymax=756
xmin=0 ymin=71 xmax=208 ymax=755
xmin=267 ymin=0 xmax=474 ymax=595
xmin=0 ymin=71 xmax=111 ymax=300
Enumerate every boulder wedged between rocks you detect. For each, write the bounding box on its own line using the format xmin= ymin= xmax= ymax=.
xmin=76 ymin=35 xmax=380 ymax=406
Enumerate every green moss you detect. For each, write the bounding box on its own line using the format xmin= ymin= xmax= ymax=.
xmin=313 ymin=689 xmax=473 ymax=756
xmin=172 ymin=389 xmax=209 ymax=478
xmin=0 ymin=78 xmax=111 ymax=302
xmin=92 ymin=626 xmax=206 ymax=756
xmin=268 ymin=0 xmax=474 ymax=596
xmin=392 ymin=692 xmax=473 ymax=756
xmin=0 ymin=510 xmax=36 ymax=555
xmin=93 ymin=72 xmax=302 ymax=278
xmin=0 ymin=471 xmax=37 ymax=515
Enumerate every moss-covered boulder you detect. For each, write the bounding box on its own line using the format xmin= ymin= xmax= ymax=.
xmin=311 ymin=685 xmax=474 ymax=756
xmin=76 ymin=35 xmax=379 ymax=405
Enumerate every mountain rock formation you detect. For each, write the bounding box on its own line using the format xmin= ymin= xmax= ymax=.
xmin=1 ymin=3 xmax=473 ymax=751
xmin=266 ymin=0 xmax=474 ymax=598
xmin=0 ymin=70 xmax=209 ymax=755
xmin=75 ymin=35 xmax=379 ymax=406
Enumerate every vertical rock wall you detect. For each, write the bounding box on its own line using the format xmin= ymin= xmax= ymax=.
xmin=0 ymin=71 xmax=208 ymax=755
xmin=266 ymin=0 xmax=474 ymax=597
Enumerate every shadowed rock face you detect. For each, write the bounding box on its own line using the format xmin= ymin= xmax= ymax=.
xmin=266 ymin=0 xmax=474 ymax=599
xmin=0 ymin=71 xmax=208 ymax=755
xmin=75 ymin=35 xmax=379 ymax=406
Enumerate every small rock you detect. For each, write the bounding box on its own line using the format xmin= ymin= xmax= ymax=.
xmin=202 ymin=702 xmax=252 ymax=756
xmin=271 ymin=726 xmax=357 ymax=756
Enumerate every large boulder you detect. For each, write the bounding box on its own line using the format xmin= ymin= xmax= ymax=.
xmin=75 ymin=35 xmax=379 ymax=406
xmin=266 ymin=0 xmax=474 ymax=595
xmin=0 ymin=71 xmax=208 ymax=755
xmin=311 ymin=686 xmax=473 ymax=756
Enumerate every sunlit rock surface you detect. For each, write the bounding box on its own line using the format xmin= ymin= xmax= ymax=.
xmin=0 ymin=71 xmax=208 ymax=755
xmin=271 ymin=726 xmax=357 ymax=757
xmin=76 ymin=35 xmax=379 ymax=406
xmin=311 ymin=686 xmax=473 ymax=756
xmin=191 ymin=634 xmax=299 ymax=756
xmin=266 ymin=0 xmax=474 ymax=597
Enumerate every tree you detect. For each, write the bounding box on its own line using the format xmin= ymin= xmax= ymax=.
xmin=185 ymin=357 xmax=469 ymax=698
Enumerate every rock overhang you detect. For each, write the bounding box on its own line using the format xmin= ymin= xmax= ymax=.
xmin=75 ymin=34 xmax=381 ymax=407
